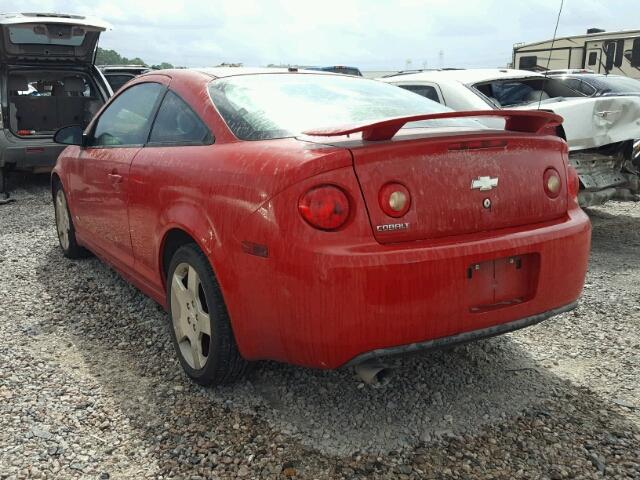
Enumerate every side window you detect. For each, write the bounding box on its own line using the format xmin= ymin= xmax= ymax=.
xmin=578 ymin=81 xmax=597 ymax=96
xmin=560 ymin=78 xmax=582 ymax=92
xmin=90 ymin=82 xmax=164 ymax=147
xmin=399 ymin=84 xmax=441 ymax=103
xmin=148 ymin=91 xmax=212 ymax=145
xmin=588 ymin=51 xmax=598 ymax=66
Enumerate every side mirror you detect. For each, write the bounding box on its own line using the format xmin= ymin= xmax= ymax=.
xmin=54 ymin=125 xmax=85 ymax=146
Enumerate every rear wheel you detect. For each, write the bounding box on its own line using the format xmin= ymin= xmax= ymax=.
xmin=53 ymin=184 xmax=86 ymax=258
xmin=167 ymin=244 xmax=248 ymax=385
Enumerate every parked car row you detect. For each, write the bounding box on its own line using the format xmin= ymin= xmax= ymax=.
xmin=2 ymin=12 xmax=640 ymax=207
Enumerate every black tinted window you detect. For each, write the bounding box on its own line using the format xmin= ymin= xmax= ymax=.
xmin=588 ymin=51 xmax=598 ymax=66
xmin=577 ymin=81 xmax=597 ymax=96
xmin=559 ymin=78 xmax=597 ymax=96
xmin=106 ymin=74 xmax=135 ymax=92
xmin=90 ymin=83 xmax=164 ymax=147
xmin=149 ymin=91 xmax=211 ymax=145
xmin=559 ymin=78 xmax=582 ymax=91
xmin=399 ymin=85 xmax=441 ymax=103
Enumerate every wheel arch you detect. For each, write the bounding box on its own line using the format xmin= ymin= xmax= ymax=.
xmin=159 ymin=225 xmax=220 ymax=292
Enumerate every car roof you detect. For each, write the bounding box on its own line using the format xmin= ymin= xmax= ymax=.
xmin=193 ymin=67 xmax=337 ymax=78
xmin=0 ymin=12 xmax=111 ymax=30
xmin=552 ymin=73 xmax=625 ymax=79
xmin=383 ymin=68 xmax=545 ymax=85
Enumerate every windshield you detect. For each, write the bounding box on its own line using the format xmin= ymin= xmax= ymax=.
xmin=208 ymin=73 xmax=475 ymax=140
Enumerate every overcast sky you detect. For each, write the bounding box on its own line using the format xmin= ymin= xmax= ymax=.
xmin=4 ymin=0 xmax=637 ymax=70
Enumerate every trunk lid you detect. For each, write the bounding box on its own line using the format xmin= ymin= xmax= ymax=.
xmin=348 ymin=131 xmax=568 ymax=243
xmin=303 ymin=110 xmax=568 ymax=244
xmin=0 ymin=13 xmax=109 ymax=64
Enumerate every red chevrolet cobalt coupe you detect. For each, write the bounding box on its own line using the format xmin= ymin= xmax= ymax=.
xmin=52 ymin=68 xmax=591 ymax=385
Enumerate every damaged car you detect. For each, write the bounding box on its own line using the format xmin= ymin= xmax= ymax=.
xmin=382 ymin=69 xmax=640 ymax=207
xmin=0 ymin=12 xmax=112 ymax=200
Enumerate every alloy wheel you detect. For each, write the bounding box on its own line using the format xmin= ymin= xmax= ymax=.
xmin=170 ymin=262 xmax=212 ymax=370
xmin=55 ymin=190 xmax=71 ymax=251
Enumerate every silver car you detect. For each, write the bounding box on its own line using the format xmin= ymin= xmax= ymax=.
xmin=0 ymin=13 xmax=113 ymax=200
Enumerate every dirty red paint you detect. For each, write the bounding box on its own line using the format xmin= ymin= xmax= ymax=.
xmin=53 ymin=69 xmax=591 ymax=369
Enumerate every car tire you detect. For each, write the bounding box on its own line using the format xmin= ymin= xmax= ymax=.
xmin=167 ymin=244 xmax=248 ymax=386
xmin=53 ymin=182 xmax=87 ymax=259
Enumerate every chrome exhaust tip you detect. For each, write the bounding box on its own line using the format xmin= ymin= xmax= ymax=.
xmin=354 ymin=360 xmax=394 ymax=386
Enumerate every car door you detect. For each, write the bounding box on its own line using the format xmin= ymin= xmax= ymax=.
xmin=127 ymin=89 xmax=214 ymax=287
xmin=72 ymin=82 xmax=166 ymax=268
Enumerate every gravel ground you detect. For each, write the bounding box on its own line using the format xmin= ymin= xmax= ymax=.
xmin=0 ymin=175 xmax=639 ymax=479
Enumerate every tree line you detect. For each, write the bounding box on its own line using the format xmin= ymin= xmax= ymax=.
xmin=95 ymin=47 xmax=174 ymax=70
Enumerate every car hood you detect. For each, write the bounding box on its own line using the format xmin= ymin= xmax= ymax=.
xmin=513 ymin=96 xmax=640 ymax=151
xmin=0 ymin=13 xmax=110 ymax=64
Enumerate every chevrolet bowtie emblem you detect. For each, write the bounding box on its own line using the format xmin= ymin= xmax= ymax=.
xmin=595 ymin=110 xmax=622 ymax=119
xmin=471 ymin=176 xmax=499 ymax=191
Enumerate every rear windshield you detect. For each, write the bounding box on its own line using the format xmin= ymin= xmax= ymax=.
xmin=7 ymin=24 xmax=89 ymax=46
xmin=588 ymin=76 xmax=640 ymax=94
xmin=208 ymin=73 xmax=474 ymax=140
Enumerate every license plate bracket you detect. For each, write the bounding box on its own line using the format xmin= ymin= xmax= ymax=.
xmin=467 ymin=254 xmax=539 ymax=312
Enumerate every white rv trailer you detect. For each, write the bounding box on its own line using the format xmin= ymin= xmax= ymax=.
xmin=513 ymin=28 xmax=640 ymax=80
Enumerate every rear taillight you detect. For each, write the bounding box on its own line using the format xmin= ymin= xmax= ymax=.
xmin=567 ymin=165 xmax=580 ymax=201
xmin=379 ymin=183 xmax=411 ymax=217
xmin=298 ymin=185 xmax=350 ymax=230
xmin=543 ymin=168 xmax=562 ymax=198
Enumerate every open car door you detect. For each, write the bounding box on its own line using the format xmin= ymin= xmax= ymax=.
xmin=0 ymin=13 xmax=110 ymax=64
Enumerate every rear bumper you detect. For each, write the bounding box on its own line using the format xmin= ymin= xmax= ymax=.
xmin=344 ymin=301 xmax=577 ymax=367
xmin=0 ymin=131 xmax=63 ymax=170
xmin=226 ymin=205 xmax=591 ymax=370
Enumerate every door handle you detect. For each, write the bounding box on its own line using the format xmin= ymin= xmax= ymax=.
xmin=108 ymin=173 xmax=123 ymax=185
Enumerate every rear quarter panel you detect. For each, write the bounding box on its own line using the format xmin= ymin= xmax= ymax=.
xmin=128 ymin=74 xmax=354 ymax=307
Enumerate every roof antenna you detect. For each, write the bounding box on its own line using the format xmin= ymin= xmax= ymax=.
xmin=539 ymin=0 xmax=564 ymax=110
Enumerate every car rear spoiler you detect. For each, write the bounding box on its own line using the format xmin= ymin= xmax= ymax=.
xmin=303 ymin=110 xmax=563 ymax=142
